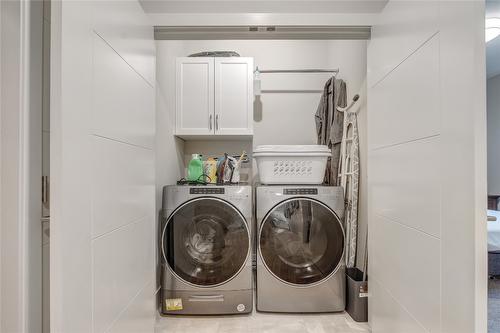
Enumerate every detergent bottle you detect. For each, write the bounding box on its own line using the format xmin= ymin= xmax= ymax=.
xmin=187 ymin=154 xmax=203 ymax=182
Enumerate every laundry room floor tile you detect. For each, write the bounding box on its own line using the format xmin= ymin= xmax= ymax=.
xmin=155 ymin=311 xmax=371 ymax=333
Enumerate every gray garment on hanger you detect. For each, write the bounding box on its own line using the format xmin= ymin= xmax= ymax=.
xmin=314 ymin=77 xmax=347 ymax=185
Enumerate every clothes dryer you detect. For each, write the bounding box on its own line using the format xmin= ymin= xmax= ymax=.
xmin=256 ymin=185 xmax=345 ymax=312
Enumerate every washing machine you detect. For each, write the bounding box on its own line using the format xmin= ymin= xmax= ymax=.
xmin=256 ymin=185 xmax=345 ymax=313
xmin=160 ymin=185 xmax=253 ymax=315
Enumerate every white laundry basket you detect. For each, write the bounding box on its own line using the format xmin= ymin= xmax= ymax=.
xmin=253 ymin=145 xmax=331 ymax=184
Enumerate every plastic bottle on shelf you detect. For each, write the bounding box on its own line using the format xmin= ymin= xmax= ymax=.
xmin=187 ymin=154 xmax=203 ymax=182
xmin=204 ymin=158 xmax=218 ymax=184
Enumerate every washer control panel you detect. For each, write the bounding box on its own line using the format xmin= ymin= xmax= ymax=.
xmin=283 ymin=188 xmax=318 ymax=195
xmin=190 ymin=187 xmax=225 ymax=195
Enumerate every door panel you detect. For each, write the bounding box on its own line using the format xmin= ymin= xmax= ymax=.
xmin=368 ymin=1 xmax=487 ymax=332
xmin=50 ymin=1 xmax=156 ymax=332
xmin=259 ymin=198 xmax=344 ymax=286
xmin=176 ymin=57 xmax=214 ymax=135
xmin=215 ymin=57 xmax=253 ymax=135
xmin=163 ymin=198 xmax=250 ymax=287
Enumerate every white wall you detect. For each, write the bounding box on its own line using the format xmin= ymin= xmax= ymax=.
xmin=50 ymin=1 xmax=156 ymax=332
xmin=488 ymin=74 xmax=500 ymax=196
xmin=155 ymin=40 xmax=185 ymax=289
xmin=155 ymin=39 xmax=368 ymax=268
xmin=368 ymin=1 xmax=487 ymax=332
xmin=0 ymin=2 xmax=23 ymax=332
xmin=28 ymin=1 xmax=44 ymax=332
xmin=1 ymin=1 xmax=43 ymax=332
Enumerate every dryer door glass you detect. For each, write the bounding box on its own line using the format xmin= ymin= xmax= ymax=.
xmin=259 ymin=198 xmax=344 ymax=285
xmin=163 ymin=198 xmax=249 ymax=287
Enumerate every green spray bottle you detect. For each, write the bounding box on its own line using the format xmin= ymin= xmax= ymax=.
xmin=187 ymin=154 xmax=203 ymax=182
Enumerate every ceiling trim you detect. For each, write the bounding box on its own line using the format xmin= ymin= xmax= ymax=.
xmin=147 ymin=13 xmax=378 ymax=27
xmin=154 ymin=25 xmax=371 ymax=40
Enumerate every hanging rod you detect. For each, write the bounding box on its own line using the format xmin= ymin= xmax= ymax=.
xmin=254 ymin=67 xmax=339 ymax=74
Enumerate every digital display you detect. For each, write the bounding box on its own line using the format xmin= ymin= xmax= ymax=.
xmin=283 ymin=188 xmax=318 ymax=195
xmin=190 ymin=188 xmax=225 ymax=194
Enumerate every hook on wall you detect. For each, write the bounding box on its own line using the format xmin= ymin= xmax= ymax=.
xmin=337 ymin=94 xmax=360 ymax=114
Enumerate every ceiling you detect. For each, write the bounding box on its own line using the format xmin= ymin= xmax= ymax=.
xmin=139 ymin=0 xmax=388 ymax=14
xmin=141 ymin=1 xmax=500 ymax=78
xmin=487 ymin=0 xmax=500 ymax=79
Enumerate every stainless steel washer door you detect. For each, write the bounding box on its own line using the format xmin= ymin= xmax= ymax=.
xmin=162 ymin=197 xmax=250 ymax=287
xmin=259 ymin=198 xmax=344 ymax=286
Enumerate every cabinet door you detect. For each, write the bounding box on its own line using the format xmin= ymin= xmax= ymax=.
xmin=176 ymin=57 xmax=214 ymax=135
xmin=214 ymin=57 xmax=253 ymax=135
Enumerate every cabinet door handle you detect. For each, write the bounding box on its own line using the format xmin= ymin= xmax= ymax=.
xmin=209 ymin=114 xmax=213 ymax=130
xmin=215 ymin=114 xmax=219 ymax=131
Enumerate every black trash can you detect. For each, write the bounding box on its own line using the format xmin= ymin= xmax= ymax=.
xmin=346 ymin=267 xmax=368 ymax=322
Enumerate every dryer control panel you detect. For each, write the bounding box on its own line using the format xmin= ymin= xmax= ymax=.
xmin=283 ymin=188 xmax=318 ymax=195
xmin=190 ymin=187 xmax=225 ymax=195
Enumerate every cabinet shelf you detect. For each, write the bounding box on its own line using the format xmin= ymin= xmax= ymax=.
xmin=174 ymin=134 xmax=253 ymax=141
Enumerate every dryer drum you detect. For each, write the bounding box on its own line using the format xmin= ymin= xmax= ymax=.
xmin=259 ymin=198 xmax=344 ymax=286
xmin=162 ymin=197 xmax=250 ymax=287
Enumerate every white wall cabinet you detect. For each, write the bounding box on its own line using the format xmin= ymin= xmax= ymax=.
xmin=175 ymin=57 xmax=215 ymax=136
xmin=175 ymin=57 xmax=253 ymax=138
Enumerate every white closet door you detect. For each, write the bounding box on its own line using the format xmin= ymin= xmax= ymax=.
xmin=50 ymin=1 xmax=156 ymax=332
xmin=215 ymin=57 xmax=253 ymax=135
xmin=176 ymin=57 xmax=215 ymax=135
xmin=367 ymin=1 xmax=487 ymax=333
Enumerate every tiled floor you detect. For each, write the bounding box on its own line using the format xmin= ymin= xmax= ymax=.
xmin=155 ymin=311 xmax=371 ymax=333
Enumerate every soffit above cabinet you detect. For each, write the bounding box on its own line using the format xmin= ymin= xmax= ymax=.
xmin=141 ymin=1 xmax=386 ymax=27
xmin=140 ymin=0 xmax=388 ymax=14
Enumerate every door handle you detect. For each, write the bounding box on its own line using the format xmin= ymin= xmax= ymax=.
xmin=209 ymin=114 xmax=213 ymax=130
xmin=188 ymin=295 xmax=224 ymax=302
xmin=42 ymin=176 xmax=49 ymax=204
xmin=215 ymin=114 xmax=219 ymax=131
